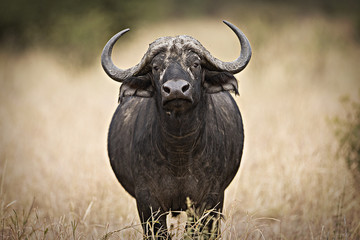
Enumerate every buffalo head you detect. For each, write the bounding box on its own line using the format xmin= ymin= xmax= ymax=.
xmin=101 ymin=21 xmax=251 ymax=116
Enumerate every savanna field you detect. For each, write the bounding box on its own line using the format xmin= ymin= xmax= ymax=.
xmin=1 ymin=12 xmax=360 ymax=239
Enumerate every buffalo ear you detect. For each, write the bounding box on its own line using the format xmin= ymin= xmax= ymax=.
xmin=119 ymin=75 xmax=154 ymax=103
xmin=203 ymin=70 xmax=239 ymax=95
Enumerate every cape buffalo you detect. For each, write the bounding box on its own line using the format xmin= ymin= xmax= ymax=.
xmin=101 ymin=20 xmax=251 ymax=238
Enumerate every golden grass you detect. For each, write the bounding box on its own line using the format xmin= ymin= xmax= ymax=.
xmin=1 ymin=14 xmax=360 ymax=239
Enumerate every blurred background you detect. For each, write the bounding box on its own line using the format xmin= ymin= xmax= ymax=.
xmin=0 ymin=0 xmax=360 ymax=239
xmin=1 ymin=0 xmax=359 ymax=66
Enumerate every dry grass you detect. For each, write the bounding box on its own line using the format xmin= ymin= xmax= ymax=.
xmin=1 ymin=14 xmax=360 ymax=239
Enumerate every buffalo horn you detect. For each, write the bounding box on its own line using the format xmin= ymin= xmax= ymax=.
xmin=201 ymin=20 xmax=252 ymax=74
xmin=101 ymin=28 xmax=148 ymax=82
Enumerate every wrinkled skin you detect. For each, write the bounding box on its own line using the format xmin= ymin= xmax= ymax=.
xmin=104 ymin=22 xmax=251 ymax=238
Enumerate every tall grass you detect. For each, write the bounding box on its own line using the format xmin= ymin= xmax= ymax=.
xmin=333 ymin=94 xmax=360 ymax=191
xmin=1 ymin=13 xmax=360 ymax=239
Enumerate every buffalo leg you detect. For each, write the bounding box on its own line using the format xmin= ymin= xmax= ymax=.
xmin=136 ymin=192 xmax=169 ymax=239
xmin=185 ymin=193 xmax=224 ymax=239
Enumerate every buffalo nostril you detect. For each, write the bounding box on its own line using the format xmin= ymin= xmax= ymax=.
xmin=182 ymin=83 xmax=190 ymax=93
xmin=163 ymin=86 xmax=171 ymax=94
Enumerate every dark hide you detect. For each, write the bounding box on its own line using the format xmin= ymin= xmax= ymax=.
xmin=108 ymin=89 xmax=244 ymax=237
xmin=105 ymin=26 xmax=250 ymax=238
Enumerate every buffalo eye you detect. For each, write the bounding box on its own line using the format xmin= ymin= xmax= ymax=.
xmin=152 ymin=63 xmax=161 ymax=73
xmin=191 ymin=61 xmax=200 ymax=70
xmin=152 ymin=64 xmax=160 ymax=72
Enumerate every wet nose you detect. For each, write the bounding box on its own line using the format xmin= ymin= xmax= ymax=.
xmin=161 ymin=79 xmax=191 ymax=99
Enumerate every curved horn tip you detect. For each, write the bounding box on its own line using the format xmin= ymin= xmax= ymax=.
xmin=223 ymin=20 xmax=235 ymax=28
xmin=122 ymin=28 xmax=131 ymax=33
xmin=114 ymin=28 xmax=131 ymax=39
xmin=222 ymin=20 xmax=241 ymax=33
xmin=222 ymin=20 xmax=231 ymax=25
